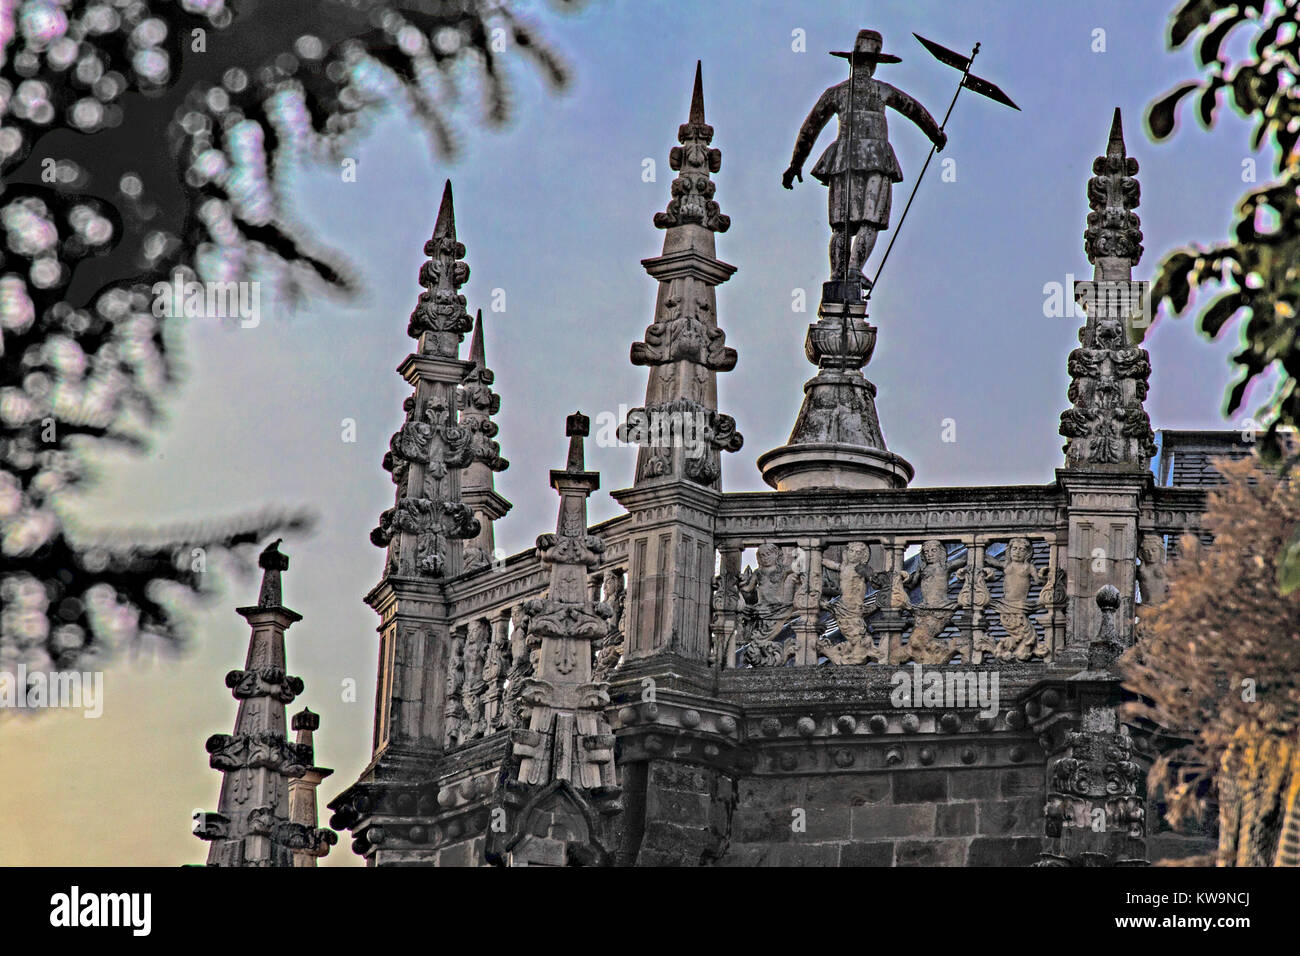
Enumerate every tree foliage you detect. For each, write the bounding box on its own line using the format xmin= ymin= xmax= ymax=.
xmin=1146 ymin=1 xmax=1300 ymax=459
xmin=1122 ymin=456 xmax=1300 ymax=862
xmin=1 ymin=0 xmax=582 ymax=687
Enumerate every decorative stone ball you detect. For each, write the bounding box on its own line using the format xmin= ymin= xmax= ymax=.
xmin=901 ymin=713 xmax=921 ymax=734
xmin=836 ymin=714 xmax=857 ymax=734
xmin=396 ymin=793 xmax=415 ymax=813
xmin=885 ymin=746 xmax=905 ymax=766
xmin=680 ymin=708 xmax=701 ymax=729
xmin=1096 ymin=584 xmax=1122 ymax=610
xmin=939 ymin=712 xmax=961 ymax=733
xmin=703 ymin=743 xmax=720 ymax=758
xmin=446 ymin=818 xmax=463 ymax=839
xmin=868 ymin=714 xmax=889 ymax=734
xmin=644 ymin=734 xmax=665 ymax=754
xmin=642 ymin=702 xmax=660 ymax=722
xmin=435 ymin=787 xmax=455 ymax=809
xmin=778 ymin=751 xmax=799 ymax=771
xmin=796 ymin=716 xmax=817 ymax=737
xmin=919 ymin=747 xmax=936 ymax=765
xmin=717 ymin=715 xmax=738 ymax=736
xmin=1024 ymin=699 xmax=1041 ymax=718
xmin=367 ymin=825 xmax=387 ymax=845
xmin=1009 ymin=745 xmax=1026 ymax=763
xmin=1042 ymin=689 xmax=1061 ymax=709
xmin=760 ymin=716 xmax=783 ymax=737
xmin=408 ymin=825 xmax=427 ymax=844
xmin=976 ymin=715 xmax=997 ymax=733
xmin=473 ymin=776 xmax=492 ymax=798
xmin=617 ymin=706 xmax=638 ymax=726
xmin=1006 ymin=709 xmax=1026 ymax=730
xmin=354 ymin=795 xmax=371 ymax=813
xmin=961 ymin=747 xmax=978 ymax=765
xmin=833 ymin=748 xmax=855 ymax=768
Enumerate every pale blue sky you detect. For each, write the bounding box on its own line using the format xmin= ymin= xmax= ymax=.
xmin=1 ymin=0 xmax=1265 ymax=865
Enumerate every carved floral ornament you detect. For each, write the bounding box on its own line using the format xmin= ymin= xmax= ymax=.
xmin=712 ymin=535 xmax=1067 ymax=669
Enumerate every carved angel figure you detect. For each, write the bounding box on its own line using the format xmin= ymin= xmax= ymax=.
xmin=898 ymin=539 xmax=964 ymax=665
xmin=987 ymin=537 xmax=1049 ymax=661
xmin=736 ymin=544 xmax=801 ymax=666
xmin=818 ymin=541 xmax=883 ymax=664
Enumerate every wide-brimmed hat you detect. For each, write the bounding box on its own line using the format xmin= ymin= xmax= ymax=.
xmin=830 ymin=29 xmax=902 ymax=64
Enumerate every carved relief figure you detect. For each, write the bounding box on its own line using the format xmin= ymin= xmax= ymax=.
xmin=1136 ymin=534 xmax=1169 ymax=605
xmin=461 ymin=620 xmax=488 ymax=740
xmin=593 ymin=569 xmax=627 ymax=681
xmin=443 ymin=630 xmax=467 ymax=747
xmin=737 ymin=544 xmax=801 ymax=666
xmin=898 ymin=539 xmax=964 ymax=665
xmin=987 ymin=537 xmax=1049 ymax=661
xmin=818 ymin=541 xmax=882 ymax=664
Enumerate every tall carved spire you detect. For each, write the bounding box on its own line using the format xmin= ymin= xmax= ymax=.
xmin=620 ymin=62 xmax=743 ymax=489
xmin=459 ymin=309 xmax=512 ymax=571
xmin=487 ymin=413 xmax=622 ymax=865
xmin=371 ymin=179 xmax=479 ymax=580
xmin=195 ymin=541 xmax=336 ymax=867
xmin=1060 ymin=108 xmax=1157 ymax=470
xmin=365 ymin=180 xmax=480 ymax=774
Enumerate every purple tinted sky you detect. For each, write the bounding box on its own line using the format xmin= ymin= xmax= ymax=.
xmin=1 ymin=0 xmax=1267 ymax=864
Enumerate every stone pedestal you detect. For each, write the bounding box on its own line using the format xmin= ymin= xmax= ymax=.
xmin=759 ymin=296 xmax=913 ymax=491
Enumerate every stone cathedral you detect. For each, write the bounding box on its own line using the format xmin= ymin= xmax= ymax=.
xmin=195 ymin=53 xmax=1251 ymax=867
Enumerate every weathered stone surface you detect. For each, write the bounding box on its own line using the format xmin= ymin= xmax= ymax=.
xmin=896 ymin=839 xmax=967 ymax=867
xmin=851 ymin=803 xmax=936 ymax=840
xmin=840 ymin=841 xmax=896 ymax=867
xmin=893 ymin=770 xmax=948 ymax=804
xmin=936 ymin=803 xmax=977 ymax=837
xmin=968 ymin=836 xmax=1043 ymax=867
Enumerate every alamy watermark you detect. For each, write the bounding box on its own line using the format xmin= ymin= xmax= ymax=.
xmin=889 ymin=663 xmax=1000 ymax=718
xmin=1043 ymin=276 xmax=1151 ymax=330
xmin=0 ymin=666 xmax=103 ymax=717
xmin=151 ymin=271 xmax=261 ymax=327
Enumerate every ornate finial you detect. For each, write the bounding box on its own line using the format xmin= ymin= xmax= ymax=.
xmin=292 ymin=707 xmax=320 ymax=732
xmin=256 ymin=538 xmax=289 ymax=608
xmin=565 ymin=411 xmax=589 ymax=473
xmin=1087 ymin=584 xmax=1125 ymax=670
xmin=655 ymin=63 xmax=729 ymax=233
xmin=1084 ymin=108 xmax=1143 ymax=266
xmin=407 ymin=179 xmax=473 ymax=356
xmin=459 ymin=308 xmax=508 ymax=475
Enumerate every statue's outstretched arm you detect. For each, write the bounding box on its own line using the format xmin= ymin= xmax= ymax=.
xmin=784 ymin=88 xmax=836 ymax=188
xmin=883 ymin=83 xmax=947 ymax=149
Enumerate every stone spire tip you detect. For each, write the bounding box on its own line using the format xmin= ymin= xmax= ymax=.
xmin=292 ymin=707 xmax=320 ymax=732
xmin=1107 ymin=107 xmax=1126 ymax=157
xmin=690 ymin=60 xmax=706 ymax=125
xmin=433 ymin=179 xmax=456 ymax=241
xmin=469 ymin=308 xmax=485 ymax=368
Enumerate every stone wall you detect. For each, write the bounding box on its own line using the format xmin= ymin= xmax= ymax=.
xmin=716 ymin=766 xmax=1044 ymax=866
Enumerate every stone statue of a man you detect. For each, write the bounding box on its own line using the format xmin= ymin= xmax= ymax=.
xmin=783 ymin=29 xmax=947 ymax=287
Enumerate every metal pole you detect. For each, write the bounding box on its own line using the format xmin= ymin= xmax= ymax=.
xmin=866 ymin=43 xmax=980 ymax=302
